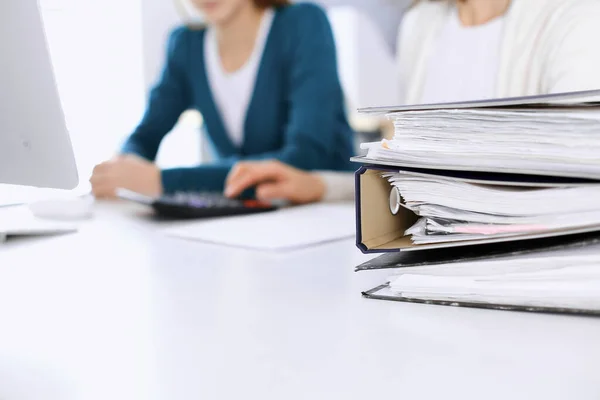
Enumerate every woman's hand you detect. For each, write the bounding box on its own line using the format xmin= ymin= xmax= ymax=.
xmin=225 ymin=160 xmax=326 ymax=204
xmin=90 ymin=154 xmax=163 ymax=199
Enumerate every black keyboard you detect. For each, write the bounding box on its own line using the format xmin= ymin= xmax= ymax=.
xmin=117 ymin=189 xmax=278 ymax=219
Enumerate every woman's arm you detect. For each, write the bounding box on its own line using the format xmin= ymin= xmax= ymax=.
xmin=318 ymin=171 xmax=355 ymax=202
xmin=121 ymin=27 xmax=192 ymax=160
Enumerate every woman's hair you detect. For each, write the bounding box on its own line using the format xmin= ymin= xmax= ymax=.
xmin=254 ymin=0 xmax=290 ymax=7
xmin=175 ymin=0 xmax=290 ymax=14
xmin=174 ymin=0 xmax=290 ymax=25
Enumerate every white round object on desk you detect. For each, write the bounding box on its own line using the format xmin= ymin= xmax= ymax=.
xmin=28 ymin=195 xmax=94 ymax=221
xmin=389 ymin=187 xmax=402 ymax=215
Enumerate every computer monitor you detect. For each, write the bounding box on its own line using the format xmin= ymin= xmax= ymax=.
xmin=0 ymin=0 xmax=78 ymax=189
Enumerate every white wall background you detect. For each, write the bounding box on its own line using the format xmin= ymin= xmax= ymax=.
xmin=141 ymin=0 xmax=181 ymax=93
xmin=41 ymin=0 xmax=146 ymax=179
xmin=315 ymin=0 xmax=410 ymax=52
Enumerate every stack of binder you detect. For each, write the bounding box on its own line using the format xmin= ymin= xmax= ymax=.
xmin=351 ymin=89 xmax=600 ymax=315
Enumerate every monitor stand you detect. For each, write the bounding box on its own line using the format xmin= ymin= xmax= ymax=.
xmin=0 ymin=218 xmax=78 ymax=244
xmin=0 ymin=184 xmax=34 ymax=208
xmin=0 ymin=184 xmax=87 ymax=245
xmin=0 ymin=192 xmax=78 ymax=244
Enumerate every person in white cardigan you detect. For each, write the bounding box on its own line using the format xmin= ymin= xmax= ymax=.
xmin=225 ymin=0 xmax=600 ymax=203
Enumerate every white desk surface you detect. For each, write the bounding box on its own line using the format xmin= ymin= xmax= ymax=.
xmin=0 ymin=201 xmax=599 ymax=400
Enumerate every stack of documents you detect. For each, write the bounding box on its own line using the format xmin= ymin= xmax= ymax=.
xmin=360 ymin=237 xmax=600 ymax=314
xmin=358 ymin=90 xmax=600 ymax=179
xmin=383 ymin=171 xmax=600 ymax=244
xmin=352 ymin=90 xmax=600 ymax=315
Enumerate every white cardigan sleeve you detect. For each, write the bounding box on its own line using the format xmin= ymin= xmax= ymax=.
xmin=318 ymin=171 xmax=355 ymax=202
xmin=544 ymin=1 xmax=600 ymax=94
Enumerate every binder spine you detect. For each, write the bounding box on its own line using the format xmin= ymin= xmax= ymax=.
xmin=355 ymin=165 xmax=402 ymax=254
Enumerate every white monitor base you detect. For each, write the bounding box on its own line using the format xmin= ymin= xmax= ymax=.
xmin=0 ymin=207 xmax=78 ymax=244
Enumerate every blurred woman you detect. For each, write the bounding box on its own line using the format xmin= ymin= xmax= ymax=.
xmin=90 ymin=0 xmax=355 ymax=198
xmin=399 ymin=0 xmax=600 ymax=105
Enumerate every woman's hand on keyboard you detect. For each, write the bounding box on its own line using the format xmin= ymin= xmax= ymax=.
xmin=224 ymin=160 xmax=325 ymax=204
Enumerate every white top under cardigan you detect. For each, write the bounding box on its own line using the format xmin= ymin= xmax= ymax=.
xmin=205 ymin=9 xmax=275 ymax=147
xmin=320 ymin=0 xmax=600 ymax=202
xmin=420 ymin=7 xmax=505 ymax=104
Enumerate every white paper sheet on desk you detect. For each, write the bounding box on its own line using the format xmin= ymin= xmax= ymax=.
xmin=163 ymin=202 xmax=355 ymax=251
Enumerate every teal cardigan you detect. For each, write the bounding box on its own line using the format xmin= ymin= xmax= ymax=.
xmin=122 ymin=3 xmax=356 ymax=194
